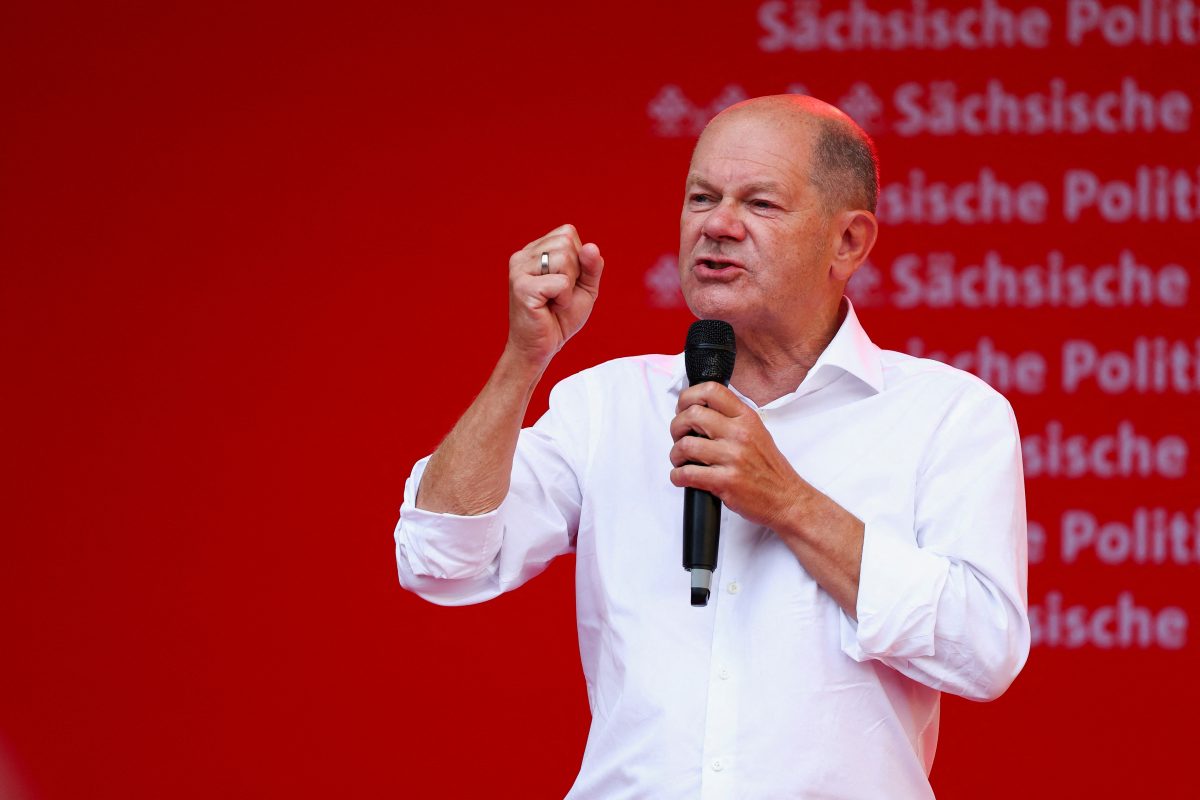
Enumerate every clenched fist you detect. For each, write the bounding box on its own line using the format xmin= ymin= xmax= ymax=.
xmin=507 ymin=224 xmax=604 ymax=369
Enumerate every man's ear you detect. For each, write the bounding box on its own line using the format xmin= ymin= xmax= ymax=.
xmin=831 ymin=210 xmax=879 ymax=282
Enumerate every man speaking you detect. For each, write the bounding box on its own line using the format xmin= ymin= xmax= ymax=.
xmin=394 ymin=94 xmax=1030 ymax=798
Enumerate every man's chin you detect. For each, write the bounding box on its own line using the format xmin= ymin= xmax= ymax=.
xmin=681 ymin=289 xmax=744 ymax=325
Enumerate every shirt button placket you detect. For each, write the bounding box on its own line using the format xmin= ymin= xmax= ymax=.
xmin=700 ymin=529 xmax=741 ymax=800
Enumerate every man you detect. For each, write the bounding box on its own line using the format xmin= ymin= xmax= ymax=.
xmin=396 ymin=95 xmax=1030 ymax=798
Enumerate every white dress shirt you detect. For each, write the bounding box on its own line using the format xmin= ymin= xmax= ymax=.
xmin=395 ymin=301 xmax=1030 ymax=799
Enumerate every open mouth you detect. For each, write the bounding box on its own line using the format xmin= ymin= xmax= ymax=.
xmin=693 ymin=259 xmax=743 ymax=282
xmin=698 ymin=259 xmax=739 ymax=270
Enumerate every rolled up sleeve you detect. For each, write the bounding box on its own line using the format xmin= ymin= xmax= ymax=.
xmin=395 ymin=373 xmax=592 ymax=607
xmin=840 ymin=385 xmax=1031 ymax=701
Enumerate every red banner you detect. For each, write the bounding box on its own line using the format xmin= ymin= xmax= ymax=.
xmin=2 ymin=1 xmax=1196 ymax=797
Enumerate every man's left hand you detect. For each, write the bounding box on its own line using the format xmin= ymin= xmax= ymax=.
xmin=669 ymin=380 xmax=865 ymax=616
xmin=669 ymin=381 xmax=808 ymax=532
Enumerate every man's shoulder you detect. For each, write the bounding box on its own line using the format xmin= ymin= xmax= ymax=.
xmin=543 ymin=354 xmax=681 ymax=428
xmin=876 ymin=346 xmax=1013 ymax=410
xmin=561 ymin=353 xmax=682 ymax=389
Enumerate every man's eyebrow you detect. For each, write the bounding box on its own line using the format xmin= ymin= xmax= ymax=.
xmin=684 ymin=175 xmax=786 ymax=195
xmin=742 ymin=181 xmax=785 ymax=195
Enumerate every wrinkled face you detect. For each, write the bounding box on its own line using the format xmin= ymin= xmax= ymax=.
xmin=678 ymin=111 xmax=838 ymax=335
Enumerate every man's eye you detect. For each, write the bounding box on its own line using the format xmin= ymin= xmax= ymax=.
xmin=690 ymin=194 xmax=713 ymax=204
xmin=750 ymin=199 xmax=775 ymax=210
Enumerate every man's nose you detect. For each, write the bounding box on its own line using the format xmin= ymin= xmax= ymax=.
xmin=701 ymin=200 xmax=746 ymax=241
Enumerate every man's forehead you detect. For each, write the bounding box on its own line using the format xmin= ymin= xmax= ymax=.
xmin=687 ymin=125 xmax=813 ymax=189
xmin=694 ymin=107 xmax=814 ymax=155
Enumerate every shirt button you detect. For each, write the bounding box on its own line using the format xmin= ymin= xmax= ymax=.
xmin=718 ymin=666 xmax=731 ymax=680
xmin=727 ymin=581 xmax=740 ymax=594
xmin=712 ymin=759 xmax=724 ymax=772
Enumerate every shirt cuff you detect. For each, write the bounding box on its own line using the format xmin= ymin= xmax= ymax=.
xmin=840 ymin=518 xmax=950 ymax=662
xmin=396 ymin=458 xmax=504 ymax=580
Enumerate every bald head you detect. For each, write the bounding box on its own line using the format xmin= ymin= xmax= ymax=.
xmin=698 ymin=95 xmax=879 ymax=214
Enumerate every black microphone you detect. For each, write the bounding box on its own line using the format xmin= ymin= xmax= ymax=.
xmin=682 ymin=319 xmax=736 ymax=607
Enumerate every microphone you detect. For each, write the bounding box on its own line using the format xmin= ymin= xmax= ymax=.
xmin=682 ymin=319 xmax=736 ymax=607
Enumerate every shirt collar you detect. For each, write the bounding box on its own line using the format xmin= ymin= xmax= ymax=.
xmin=668 ymin=297 xmax=884 ymax=399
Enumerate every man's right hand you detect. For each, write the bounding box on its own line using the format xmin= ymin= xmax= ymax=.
xmin=507 ymin=224 xmax=604 ymax=368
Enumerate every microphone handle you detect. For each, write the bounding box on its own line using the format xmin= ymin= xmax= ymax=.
xmin=683 ymin=485 xmax=722 ymax=606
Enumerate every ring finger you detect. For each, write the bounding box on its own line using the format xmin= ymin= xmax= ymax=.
xmin=535 ymin=247 xmax=579 ymax=281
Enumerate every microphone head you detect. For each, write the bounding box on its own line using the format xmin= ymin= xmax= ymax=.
xmin=685 ymin=319 xmax=736 ymax=387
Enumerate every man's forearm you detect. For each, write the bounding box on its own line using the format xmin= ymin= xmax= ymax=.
xmin=775 ymin=485 xmax=865 ymax=619
xmin=415 ymin=348 xmax=547 ymax=516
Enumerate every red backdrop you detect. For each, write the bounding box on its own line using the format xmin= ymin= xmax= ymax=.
xmin=3 ymin=1 xmax=1197 ymax=797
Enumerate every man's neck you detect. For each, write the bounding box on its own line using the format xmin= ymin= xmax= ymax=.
xmin=730 ymin=300 xmax=846 ymax=406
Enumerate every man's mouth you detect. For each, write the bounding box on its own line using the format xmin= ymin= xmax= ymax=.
xmin=696 ymin=258 xmax=741 ymax=270
xmin=692 ymin=258 xmax=744 ymax=283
